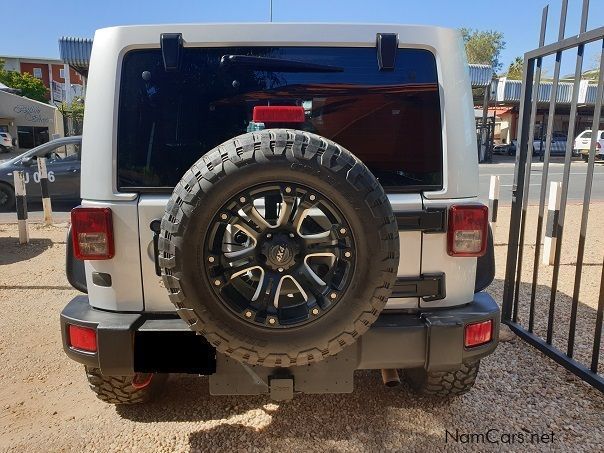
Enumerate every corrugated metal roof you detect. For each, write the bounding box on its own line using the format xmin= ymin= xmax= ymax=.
xmin=468 ymin=64 xmax=494 ymax=88
xmin=495 ymin=77 xmax=600 ymax=105
xmin=59 ymin=37 xmax=93 ymax=75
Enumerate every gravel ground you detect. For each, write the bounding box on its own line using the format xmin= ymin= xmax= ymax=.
xmin=0 ymin=208 xmax=603 ymax=452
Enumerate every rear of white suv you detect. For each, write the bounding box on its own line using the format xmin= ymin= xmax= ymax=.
xmin=574 ymin=130 xmax=604 ymax=161
xmin=60 ymin=24 xmax=499 ymax=404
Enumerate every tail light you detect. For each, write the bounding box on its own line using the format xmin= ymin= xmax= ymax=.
xmin=68 ymin=324 xmax=97 ymax=352
xmin=447 ymin=204 xmax=488 ymax=257
xmin=252 ymin=106 xmax=305 ymax=123
xmin=71 ymin=207 xmax=114 ymax=260
xmin=464 ymin=320 xmax=493 ymax=347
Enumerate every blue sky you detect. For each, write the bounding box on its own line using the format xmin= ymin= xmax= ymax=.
xmin=1 ymin=0 xmax=602 ymax=75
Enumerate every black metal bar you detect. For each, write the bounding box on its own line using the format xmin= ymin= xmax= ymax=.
xmin=529 ymin=0 xmax=568 ymax=333
xmin=501 ymin=56 xmax=535 ymax=322
xmin=504 ymin=320 xmax=604 ymax=393
xmin=592 ymin=256 xmax=604 ymax=372
xmin=568 ymin=38 xmax=604 ymax=357
xmin=524 ymin=24 xmax=604 ymax=60
xmin=546 ymin=0 xmax=590 ymax=345
xmin=513 ymin=7 xmax=548 ymax=323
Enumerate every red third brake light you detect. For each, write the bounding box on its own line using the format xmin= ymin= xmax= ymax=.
xmin=447 ymin=204 xmax=488 ymax=257
xmin=71 ymin=207 xmax=115 ymax=260
xmin=253 ymin=106 xmax=305 ymax=123
xmin=464 ymin=320 xmax=493 ymax=348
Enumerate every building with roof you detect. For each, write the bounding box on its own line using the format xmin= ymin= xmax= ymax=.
xmin=0 ymin=55 xmax=84 ymax=104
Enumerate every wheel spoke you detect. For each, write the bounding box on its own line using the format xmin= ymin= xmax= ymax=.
xmin=276 ymin=189 xmax=296 ymax=227
xmin=223 ymin=262 xmax=259 ymax=280
xmin=293 ymin=264 xmax=328 ymax=297
xmin=251 ymin=271 xmax=280 ymax=310
xmin=291 ymin=194 xmax=318 ymax=231
xmin=241 ymin=203 xmax=271 ymax=231
xmin=230 ymin=215 xmax=260 ymax=241
xmin=223 ymin=245 xmax=255 ymax=261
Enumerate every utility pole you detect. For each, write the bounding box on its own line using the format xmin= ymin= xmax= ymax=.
xmin=270 ymin=0 xmax=273 ymax=22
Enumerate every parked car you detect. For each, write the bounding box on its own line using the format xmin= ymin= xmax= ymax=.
xmin=493 ymin=142 xmax=516 ymax=156
xmin=532 ymin=132 xmax=568 ymax=156
xmin=0 ymin=136 xmax=81 ymax=211
xmin=0 ymin=132 xmax=13 ymax=152
xmin=60 ymin=24 xmax=499 ymax=405
xmin=573 ymin=130 xmax=604 ymax=162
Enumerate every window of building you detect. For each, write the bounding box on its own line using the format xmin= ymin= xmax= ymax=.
xmin=60 ymin=68 xmax=65 ymax=79
xmin=33 ymin=67 xmax=43 ymax=79
xmin=17 ymin=126 xmax=49 ymax=149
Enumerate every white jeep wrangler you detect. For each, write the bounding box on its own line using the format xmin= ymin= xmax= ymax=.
xmin=61 ymin=23 xmax=499 ymax=404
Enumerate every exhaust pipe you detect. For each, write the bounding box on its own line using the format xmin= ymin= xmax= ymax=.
xmin=381 ymin=369 xmax=401 ymax=387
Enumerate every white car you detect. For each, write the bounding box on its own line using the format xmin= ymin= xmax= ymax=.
xmin=0 ymin=132 xmax=13 ymax=152
xmin=60 ymin=24 xmax=499 ymax=405
xmin=574 ymin=130 xmax=604 ymax=162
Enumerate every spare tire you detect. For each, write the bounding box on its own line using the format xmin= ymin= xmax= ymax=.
xmin=159 ymin=129 xmax=399 ymax=367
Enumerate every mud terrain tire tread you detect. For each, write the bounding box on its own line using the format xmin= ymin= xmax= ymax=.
xmin=85 ymin=367 xmax=167 ymax=405
xmin=405 ymin=360 xmax=480 ymax=396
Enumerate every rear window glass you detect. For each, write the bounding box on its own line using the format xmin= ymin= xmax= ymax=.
xmin=117 ymin=46 xmax=443 ymax=191
xmin=580 ymin=131 xmax=592 ymax=139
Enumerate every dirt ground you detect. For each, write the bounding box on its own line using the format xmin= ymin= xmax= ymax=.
xmin=0 ymin=204 xmax=603 ymax=452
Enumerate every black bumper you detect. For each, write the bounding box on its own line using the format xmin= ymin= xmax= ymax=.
xmin=60 ymin=293 xmax=500 ymax=376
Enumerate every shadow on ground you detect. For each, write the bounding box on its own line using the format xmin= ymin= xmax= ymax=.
xmin=0 ymin=236 xmax=54 ymax=265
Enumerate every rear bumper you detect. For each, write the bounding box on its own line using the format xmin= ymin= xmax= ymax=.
xmin=61 ymin=293 xmax=500 ymax=377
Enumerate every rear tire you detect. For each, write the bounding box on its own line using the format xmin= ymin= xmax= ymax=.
xmin=0 ymin=183 xmax=15 ymax=212
xmin=405 ymin=360 xmax=480 ymax=397
xmin=84 ymin=366 xmax=167 ymax=405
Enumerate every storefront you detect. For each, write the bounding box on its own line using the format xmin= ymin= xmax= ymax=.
xmin=0 ymin=90 xmax=63 ymax=151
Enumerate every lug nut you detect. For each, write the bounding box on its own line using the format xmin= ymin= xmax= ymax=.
xmin=220 ymin=213 xmax=228 ymax=220
xmin=239 ymin=196 xmax=246 ymax=203
xmin=268 ymin=318 xmax=277 ymax=325
xmin=245 ymin=311 xmax=253 ymax=318
xmin=214 ymin=279 xmax=221 ymax=286
xmin=266 ymin=233 xmax=272 ymax=239
xmin=330 ymin=292 xmax=337 ymax=300
xmin=289 ymin=233 xmax=295 ymax=238
xmin=309 ymin=194 xmax=316 ymax=201
xmin=208 ymin=256 xmax=215 ymax=263
xmin=285 ymin=187 xmax=292 ymax=193
xmin=278 ymin=267 xmax=284 ymax=273
xmin=311 ymin=308 xmax=319 ymax=315
xmin=339 ymin=228 xmax=347 ymax=235
xmin=344 ymin=251 xmax=351 ymax=258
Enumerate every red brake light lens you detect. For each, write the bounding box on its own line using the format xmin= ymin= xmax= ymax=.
xmin=464 ymin=320 xmax=493 ymax=348
xmin=71 ymin=207 xmax=114 ymax=260
xmin=252 ymin=106 xmax=305 ymax=123
xmin=68 ymin=324 xmax=97 ymax=352
xmin=447 ymin=204 xmax=488 ymax=257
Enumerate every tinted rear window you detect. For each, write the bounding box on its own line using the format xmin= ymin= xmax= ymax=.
xmin=117 ymin=46 xmax=442 ymax=191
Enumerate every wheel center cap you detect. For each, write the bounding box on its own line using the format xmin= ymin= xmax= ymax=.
xmin=261 ymin=232 xmax=299 ymax=270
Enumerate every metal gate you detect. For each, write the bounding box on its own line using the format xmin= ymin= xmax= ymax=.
xmin=502 ymin=0 xmax=604 ymax=392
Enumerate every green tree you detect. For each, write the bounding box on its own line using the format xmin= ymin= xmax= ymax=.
xmin=460 ymin=28 xmax=506 ymax=71
xmin=57 ymin=98 xmax=85 ymax=135
xmin=0 ymin=59 xmax=49 ymax=102
xmin=507 ymin=56 xmax=524 ymax=79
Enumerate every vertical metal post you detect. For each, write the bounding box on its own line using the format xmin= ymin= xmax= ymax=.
xmin=502 ymin=55 xmax=535 ymax=321
xmin=529 ymin=0 xmax=568 ymax=333
xmin=13 ymin=171 xmax=29 ymax=245
xmin=567 ymin=38 xmax=604 ymax=357
xmin=547 ymin=0 xmax=590 ymax=345
xmin=511 ymin=5 xmax=548 ymax=323
xmin=269 ymin=0 xmax=273 ymax=22
xmin=592 ymin=256 xmax=604 ymax=372
xmin=480 ymin=84 xmax=491 ymax=163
